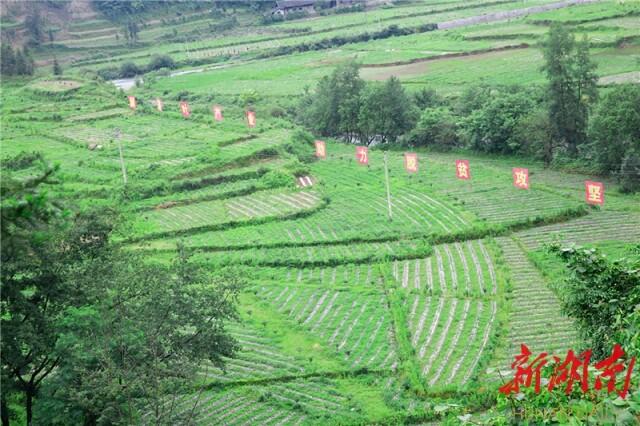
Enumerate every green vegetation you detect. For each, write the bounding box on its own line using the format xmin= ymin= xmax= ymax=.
xmin=1 ymin=0 xmax=639 ymax=424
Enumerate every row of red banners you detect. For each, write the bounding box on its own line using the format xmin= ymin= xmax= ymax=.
xmin=127 ymin=96 xmax=256 ymax=127
xmin=314 ymin=140 xmax=605 ymax=206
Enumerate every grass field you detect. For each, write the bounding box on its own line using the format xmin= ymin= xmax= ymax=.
xmin=2 ymin=0 xmax=639 ymax=423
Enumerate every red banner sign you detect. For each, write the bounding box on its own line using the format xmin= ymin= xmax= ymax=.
xmin=128 ymin=96 xmax=136 ymax=110
xmin=355 ymin=146 xmax=368 ymax=165
xmin=585 ymin=181 xmax=604 ymax=205
xmin=156 ymin=98 xmax=163 ymax=112
xmin=512 ymin=168 xmax=529 ymax=189
xmin=246 ymin=110 xmax=256 ymax=128
xmin=213 ymin=105 xmax=223 ymax=122
xmin=179 ymin=101 xmax=190 ymax=118
xmin=315 ymin=140 xmax=326 ymax=159
xmin=404 ymin=152 xmax=418 ymax=173
xmin=455 ymin=159 xmax=470 ymax=180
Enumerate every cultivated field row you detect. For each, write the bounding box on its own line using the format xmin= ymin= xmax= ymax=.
xmin=407 ymin=295 xmax=498 ymax=386
xmin=257 ymin=286 xmax=398 ymax=371
xmin=492 ymin=237 xmax=578 ymax=371
xmin=392 ymin=240 xmax=497 ymax=296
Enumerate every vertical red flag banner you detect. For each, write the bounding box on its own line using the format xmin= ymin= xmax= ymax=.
xmin=179 ymin=101 xmax=191 ymax=118
xmin=585 ymin=181 xmax=604 ymax=205
xmin=455 ymin=159 xmax=470 ymax=180
xmin=213 ymin=105 xmax=223 ymax=122
xmin=246 ymin=110 xmax=256 ymax=128
xmin=512 ymin=168 xmax=530 ymax=189
xmin=355 ymin=146 xmax=368 ymax=165
xmin=156 ymin=98 xmax=163 ymax=112
xmin=315 ymin=140 xmax=326 ymax=159
xmin=404 ymin=152 xmax=418 ymax=173
xmin=128 ymin=95 xmax=137 ymax=110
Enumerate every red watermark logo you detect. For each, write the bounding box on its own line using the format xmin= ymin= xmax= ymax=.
xmin=499 ymin=344 xmax=636 ymax=399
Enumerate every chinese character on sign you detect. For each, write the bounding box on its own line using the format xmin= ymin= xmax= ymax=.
xmin=456 ymin=159 xmax=470 ymax=180
xmin=156 ymin=98 xmax=163 ymax=112
xmin=180 ymin=101 xmax=190 ymax=118
xmin=404 ymin=152 xmax=418 ymax=173
xmin=355 ymin=146 xmax=368 ymax=165
xmin=315 ymin=140 xmax=326 ymax=159
xmin=595 ymin=344 xmax=636 ymax=399
xmin=499 ymin=344 xmax=548 ymax=395
xmin=585 ymin=181 xmax=604 ymax=205
xmin=548 ymin=349 xmax=591 ymax=395
xmin=512 ymin=168 xmax=529 ymax=189
xmin=128 ymin=95 xmax=137 ymax=110
xmin=246 ymin=110 xmax=256 ymax=128
xmin=499 ymin=344 xmax=636 ymax=399
xmin=213 ymin=105 xmax=223 ymax=122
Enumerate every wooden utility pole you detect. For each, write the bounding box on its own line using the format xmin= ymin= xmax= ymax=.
xmin=115 ymin=128 xmax=128 ymax=185
xmin=383 ymin=151 xmax=393 ymax=221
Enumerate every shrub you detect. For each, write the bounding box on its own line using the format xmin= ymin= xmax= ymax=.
xmin=119 ymin=61 xmax=140 ymax=78
xmin=270 ymin=106 xmax=286 ymax=118
xmin=146 ymin=54 xmax=175 ymax=71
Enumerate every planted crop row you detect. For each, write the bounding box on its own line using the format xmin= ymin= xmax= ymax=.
xmin=198 ymin=323 xmax=306 ymax=384
xmin=191 ymin=237 xmax=430 ymax=268
xmin=407 ymin=295 xmax=497 ymax=386
xmin=138 ymin=189 xmax=321 ymax=234
xmin=392 ymin=240 xmax=497 ymax=296
xmin=492 ymin=237 xmax=577 ymax=371
xmin=252 ymin=263 xmax=378 ymax=287
xmin=257 ymin=286 xmax=398 ymax=371
xmin=516 ymin=210 xmax=640 ymax=250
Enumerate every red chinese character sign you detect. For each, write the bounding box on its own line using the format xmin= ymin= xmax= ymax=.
xmin=180 ymin=101 xmax=191 ymax=118
xmin=315 ymin=140 xmax=326 ymax=159
xmin=404 ymin=152 xmax=418 ymax=173
xmin=156 ymin=98 xmax=163 ymax=112
xmin=585 ymin=181 xmax=604 ymax=205
xmin=213 ymin=105 xmax=223 ymax=122
xmin=499 ymin=343 xmax=636 ymax=399
xmin=246 ymin=110 xmax=256 ymax=128
xmin=512 ymin=168 xmax=530 ymax=189
xmin=594 ymin=344 xmax=635 ymax=399
xmin=128 ymin=95 xmax=137 ymax=110
xmin=355 ymin=146 xmax=368 ymax=165
xmin=456 ymin=159 xmax=470 ymax=180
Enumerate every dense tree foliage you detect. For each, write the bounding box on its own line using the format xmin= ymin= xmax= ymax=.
xmin=463 ymin=88 xmax=538 ymax=154
xmin=300 ymin=63 xmax=413 ymax=145
xmin=548 ymin=244 xmax=640 ymax=360
xmin=408 ymin=107 xmax=458 ymax=150
xmin=0 ymin=45 xmax=35 ymax=77
xmin=1 ymin=156 xmax=243 ymax=425
xmin=541 ymin=25 xmax=598 ymax=156
xmin=588 ymin=84 xmax=640 ymax=192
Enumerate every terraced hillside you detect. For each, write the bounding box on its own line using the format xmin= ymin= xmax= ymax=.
xmin=2 ymin=0 xmax=639 ymax=424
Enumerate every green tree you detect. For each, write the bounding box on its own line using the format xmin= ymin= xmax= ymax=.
xmin=24 ymin=7 xmax=44 ymax=46
xmin=358 ymin=77 xmax=414 ymax=145
xmin=1 ymin=44 xmax=16 ymax=76
xmin=1 ymin=160 xmax=69 ymax=426
xmin=408 ymin=107 xmax=458 ymax=150
xmin=413 ymin=88 xmax=443 ymax=110
xmin=302 ymin=61 xmax=364 ymax=142
xmin=463 ymin=89 xmax=535 ymax=154
xmin=541 ymin=24 xmax=597 ymax=156
xmin=513 ymin=109 xmax=556 ymax=165
xmin=589 ymin=84 xmax=640 ymax=192
xmin=35 ymin=247 xmax=242 ymax=425
xmin=119 ymin=61 xmax=140 ymax=78
xmin=548 ymin=244 xmax=640 ymax=359
xmin=52 ymin=57 xmax=62 ymax=76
